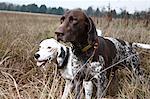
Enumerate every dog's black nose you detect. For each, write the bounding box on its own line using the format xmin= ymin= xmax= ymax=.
xmin=34 ymin=54 xmax=40 ymax=59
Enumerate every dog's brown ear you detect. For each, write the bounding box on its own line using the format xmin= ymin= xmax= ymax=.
xmin=86 ymin=17 xmax=98 ymax=44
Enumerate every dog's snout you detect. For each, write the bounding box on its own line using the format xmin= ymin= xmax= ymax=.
xmin=34 ymin=53 xmax=40 ymax=59
xmin=55 ymin=31 xmax=64 ymax=36
xmin=55 ymin=24 xmax=65 ymax=35
xmin=55 ymin=27 xmax=65 ymax=41
xmin=55 ymin=29 xmax=64 ymax=36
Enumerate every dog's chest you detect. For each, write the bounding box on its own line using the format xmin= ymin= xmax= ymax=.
xmin=72 ymin=55 xmax=105 ymax=80
xmin=59 ymin=52 xmax=106 ymax=81
xmin=72 ymin=55 xmax=82 ymax=72
xmin=59 ymin=52 xmax=83 ymax=80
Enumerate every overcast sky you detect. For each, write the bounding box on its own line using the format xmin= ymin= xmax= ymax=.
xmin=1 ymin=0 xmax=150 ymax=13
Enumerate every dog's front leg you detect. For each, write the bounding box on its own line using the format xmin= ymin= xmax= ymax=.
xmin=62 ymin=80 xmax=73 ymax=99
xmin=96 ymin=72 xmax=108 ymax=99
xmin=83 ymin=80 xmax=93 ymax=99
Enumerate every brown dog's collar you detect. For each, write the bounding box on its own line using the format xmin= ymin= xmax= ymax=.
xmin=81 ymin=44 xmax=92 ymax=52
xmin=82 ymin=38 xmax=99 ymax=52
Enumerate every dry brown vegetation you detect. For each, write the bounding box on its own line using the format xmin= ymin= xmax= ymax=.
xmin=0 ymin=11 xmax=150 ymax=99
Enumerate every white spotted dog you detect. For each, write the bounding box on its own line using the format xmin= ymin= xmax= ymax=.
xmin=34 ymin=38 xmax=75 ymax=99
xmin=34 ymin=38 xmax=95 ymax=99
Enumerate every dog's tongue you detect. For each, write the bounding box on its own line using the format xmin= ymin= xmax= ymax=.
xmin=37 ymin=61 xmax=45 ymax=66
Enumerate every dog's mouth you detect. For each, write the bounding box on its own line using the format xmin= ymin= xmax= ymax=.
xmin=36 ymin=57 xmax=52 ymax=67
xmin=36 ymin=60 xmax=48 ymax=67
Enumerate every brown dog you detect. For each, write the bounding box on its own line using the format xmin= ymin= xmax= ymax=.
xmin=55 ymin=9 xmax=147 ymax=98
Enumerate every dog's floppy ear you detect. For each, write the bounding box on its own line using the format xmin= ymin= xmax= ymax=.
xmin=56 ymin=47 xmax=69 ymax=69
xmin=57 ymin=47 xmax=66 ymax=68
xmin=86 ymin=17 xmax=98 ymax=44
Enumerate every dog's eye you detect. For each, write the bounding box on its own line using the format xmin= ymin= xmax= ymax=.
xmin=48 ymin=47 xmax=51 ymax=49
xmin=69 ymin=16 xmax=78 ymax=24
xmin=69 ymin=16 xmax=74 ymax=23
xmin=69 ymin=16 xmax=73 ymax=21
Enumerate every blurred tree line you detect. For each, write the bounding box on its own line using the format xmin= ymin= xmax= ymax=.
xmin=0 ymin=2 xmax=64 ymax=15
xmin=0 ymin=2 xmax=150 ymax=20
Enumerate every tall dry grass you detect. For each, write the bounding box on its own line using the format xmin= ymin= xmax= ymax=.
xmin=0 ymin=11 xmax=149 ymax=99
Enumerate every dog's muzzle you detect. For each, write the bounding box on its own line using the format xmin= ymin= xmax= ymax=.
xmin=34 ymin=53 xmax=51 ymax=67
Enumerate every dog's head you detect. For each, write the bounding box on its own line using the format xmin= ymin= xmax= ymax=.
xmin=34 ymin=38 xmax=68 ymax=68
xmin=55 ymin=9 xmax=97 ymax=45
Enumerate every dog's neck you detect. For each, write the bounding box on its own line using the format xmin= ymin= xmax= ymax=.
xmin=72 ymin=41 xmax=88 ymax=50
xmin=71 ymin=39 xmax=96 ymax=61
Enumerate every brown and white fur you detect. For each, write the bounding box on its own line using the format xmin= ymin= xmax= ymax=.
xmin=55 ymin=9 xmax=150 ymax=98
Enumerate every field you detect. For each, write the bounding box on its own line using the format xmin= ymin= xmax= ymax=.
xmin=0 ymin=11 xmax=150 ymax=99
